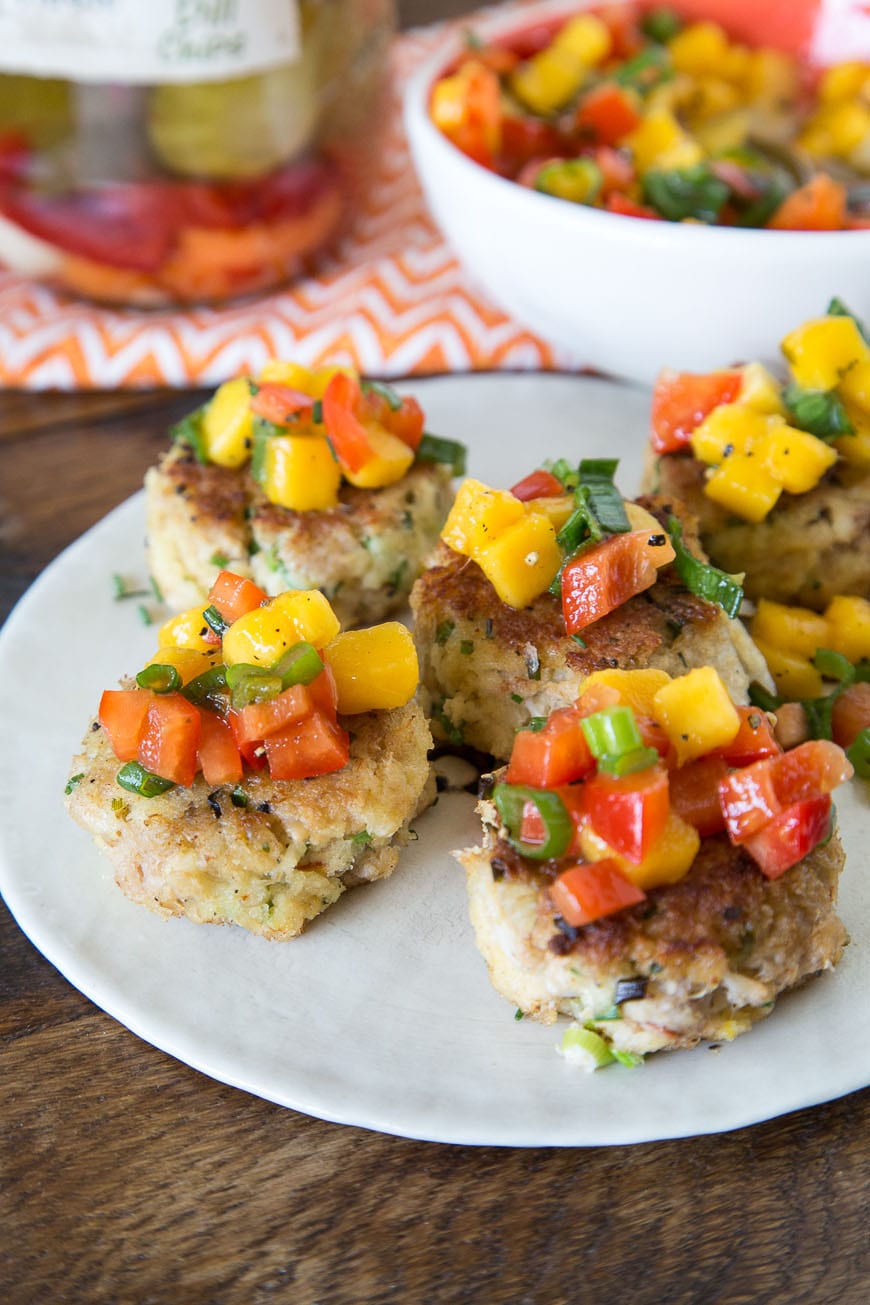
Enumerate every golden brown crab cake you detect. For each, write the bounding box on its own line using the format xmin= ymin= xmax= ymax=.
xmin=643 ymin=450 xmax=870 ymax=611
xmin=410 ymin=497 xmax=769 ymax=760
xmin=66 ymin=698 xmax=434 ymax=942
xmin=458 ymin=791 xmax=847 ymax=1055
xmin=145 ymin=444 xmax=454 ymax=627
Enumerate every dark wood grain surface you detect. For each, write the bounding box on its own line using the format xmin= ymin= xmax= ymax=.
xmin=2 ymin=5 xmax=869 ymax=1303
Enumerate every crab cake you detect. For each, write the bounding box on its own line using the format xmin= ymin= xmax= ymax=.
xmin=146 ymin=445 xmax=454 ymax=628
xmin=66 ymin=699 xmax=433 ymax=941
xmin=411 ymin=496 xmax=768 ymax=760
xmin=645 ymin=451 xmax=870 ymax=610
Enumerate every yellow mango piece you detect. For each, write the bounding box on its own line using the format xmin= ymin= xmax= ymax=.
xmin=750 ymin=599 xmax=830 ymax=660
xmin=579 ymin=810 xmax=700 ymax=891
xmin=753 ymin=637 xmax=825 ymax=699
xmin=525 ymin=493 xmax=575 ymax=531
xmin=686 ymin=75 xmax=742 ymax=121
xmin=556 ymin=14 xmax=612 ymax=65
xmin=158 ymin=605 xmax=213 ymax=653
xmin=692 ymin=107 xmax=750 ymax=155
xmin=510 ymin=14 xmax=611 ymax=113
xmin=441 ymin=479 xmax=525 ymax=558
xmin=839 ymin=358 xmax=870 ymax=414
xmin=834 ymin=402 xmax=870 ymax=467
xmin=668 ymin=22 xmax=730 ymax=76
xmin=827 ymin=101 xmax=870 ymax=156
xmin=145 ymin=646 xmax=221 ymax=684
xmin=703 ymin=454 xmax=783 ymax=522
xmin=781 ymin=316 xmax=870 ymax=390
xmin=758 ymin=425 xmax=838 ymax=494
xmin=624 ymin=108 xmax=702 ymax=174
xmin=652 ymin=666 xmax=740 ymax=764
xmin=323 ymin=623 xmax=419 ymax=715
xmin=581 ymin=668 xmax=671 ymax=717
xmin=201 ymin=377 xmax=254 ymax=469
xmin=342 ymin=426 xmax=414 ymax=489
xmin=262 ymin=434 xmax=341 ymax=511
xmin=476 ymin=512 xmax=562 ymax=609
xmin=690 ymin=405 xmax=775 ymax=464
xmin=223 ymin=590 xmax=340 ymax=666
xmin=824 ymin=595 xmax=870 ymax=662
xmin=745 ymin=48 xmax=798 ymax=104
xmin=258 ymin=360 xmax=354 ymax=398
xmin=738 ymin=362 xmax=785 ymax=415
xmin=818 ymin=62 xmax=870 ymax=103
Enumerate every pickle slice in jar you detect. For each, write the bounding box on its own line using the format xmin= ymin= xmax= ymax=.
xmin=146 ymin=59 xmax=319 ymax=181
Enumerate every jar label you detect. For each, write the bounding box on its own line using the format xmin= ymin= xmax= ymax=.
xmin=0 ymin=0 xmax=302 ymax=84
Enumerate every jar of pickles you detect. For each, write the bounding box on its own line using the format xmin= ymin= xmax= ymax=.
xmin=0 ymin=0 xmax=395 ymax=305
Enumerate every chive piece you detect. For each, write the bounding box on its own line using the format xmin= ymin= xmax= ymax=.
xmin=435 ymin=620 xmax=455 ymax=645
xmin=492 ymin=783 xmax=573 ymax=860
xmin=560 ymin=1025 xmax=615 ymax=1070
xmin=170 ymin=405 xmax=209 ymax=463
xmin=202 ymin=604 xmax=230 ymax=639
xmin=137 ymin=605 xmax=153 ymax=626
xmin=782 ymin=384 xmax=854 ymax=441
xmin=311 ymin=398 xmax=324 ymax=424
xmin=571 ymin=634 xmax=588 ymax=648
xmin=361 ymin=379 xmax=403 ymax=411
xmin=846 ymin=728 xmax=870 ymax=779
xmin=640 ymin=6 xmax=682 ymax=42
xmin=525 ymin=717 xmax=548 ymax=732
xmin=416 ymin=433 xmax=467 ymax=476
xmin=591 ymin=1005 xmax=622 ymax=1022
xmin=272 ymin=640 xmax=323 ymax=688
xmin=460 ymin=640 xmax=474 ymax=656
xmin=596 ymin=745 xmax=660 ymax=777
xmin=350 ymin=830 xmax=373 ymax=846
xmin=112 ymin=573 xmax=149 ymax=600
xmin=827 ymin=297 xmax=870 ymax=343
xmin=613 ymin=44 xmax=672 ymax=92
xmin=210 ymin=551 xmax=229 ymax=569
xmin=65 ymin=773 xmax=84 ymax=795
xmin=581 ymin=705 xmax=644 ymax=760
xmin=135 ymin=663 xmax=182 ymax=694
xmin=510 ymin=693 xmax=523 ymax=703
xmin=667 ymin=515 xmax=743 ymax=617
xmin=514 ymin=1008 xmax=524 ymax=1021
xmin=116 ymin=761 xmax=174 ymax=797
xmin=250 ymin=416 xmax=282 ymax=484
xmin=181 ymin=665 xmax=229 ymax=713
xmin=643 ymin=165 xmax=730 ymax=223
xmin=230 ymin=786 xmax=249 ymax=808
xmin=812 ymin=648 xmax=855 ymax=682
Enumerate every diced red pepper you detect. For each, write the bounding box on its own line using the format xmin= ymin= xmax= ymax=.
xmin=249 ymin=382 xmax=314 ymax=426
xmin=264 ymin=710 xmax=350 ymax=780
xmin=363 ymin=389 xmax=426 ymax=451
xmin=650 ymin=368 xmax=743 ymax=454
xmin=506 ymin=706 xmax=595 ymax=788
xmin=137 ymin=693 xmax=202 ymax=787
xmin=99 ymin=688 xmax=152 ymax=762
xmin=500 ymin=115 xmax=563 ymax=168
xmin=769 ymin=739 xmax=853 ymax=806
xmin=636 ymin=714 xmax=676 ymax=766
xmin=583 ymin=764 xmax=670 ymax=864
xmin=232 ymin=684 xmax=315 ymax=747
xmin=432 ymin=58 xmax=502 ymax=168
xmin=307 ymin=663 xmax=339 ymax=719
xmin=197 ymin=710 xmax=244 ymax=786
xmin=509 ymin=468 xmax=565 ymax=501
xmin=832 ymin=683 xmax=870 ymax=749
xmin=712 ymin=705 xmax=781 ymax=767
xmin=604 ymin=192 xmax=659 ymax=220
xmin=561 ymin=530 xmax=661 ymax=634
xmin=743 ymin=795 xmax=833 ymax=879
xmin=321 ymin=372 xmax=375 ymax=473
xmin=595 ymin=146 xmax=635 ymax=196
xmin=206 ymin=571 xmax=268 ymax=625
xmin=768 ymin=173 xmax=848 ymax=232
xmin=551 ymin=859 xmax=646 ymax=927
xmin=718 ymin=760 xmax=782 ymax=844
xmin=597 ymin=3 xmax=645 ymax=58
xmin=574 ymin=83 xmax=641 ymax=146
xmin=669 ymin=755 xmax=729 ymax=836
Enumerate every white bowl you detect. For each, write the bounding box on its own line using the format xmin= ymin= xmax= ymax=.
xmin=403 ymin=0 xmax=870 ymax=385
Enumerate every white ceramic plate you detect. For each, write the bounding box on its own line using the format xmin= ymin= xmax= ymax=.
xmin=2 ymin=374 xmax=868 ymax=1147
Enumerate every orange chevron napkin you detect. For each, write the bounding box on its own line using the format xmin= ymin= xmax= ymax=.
xmin=0 ymin=7 xmax=582 ymax=391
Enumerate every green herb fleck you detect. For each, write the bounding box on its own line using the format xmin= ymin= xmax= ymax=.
xmin=460 ymin=640 xmax=474 ymax=656
xmin=435 ymin=620 xmax=455 ymax=645
xmin=65 ymin=773 xmax=84 ymax=795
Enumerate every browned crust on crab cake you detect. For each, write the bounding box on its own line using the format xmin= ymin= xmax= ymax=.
xmin=643 ymin=451 xmax=870 ymax=611
xmin=145 ymin=444 xmax=454 ymax=627
xmin=458 ymin=795 xmax=847 ymax=1055
xmin=410 ymin=496 xmax=769 ymax=760
xmin=65 ymin=700 xmax=434 ymax=941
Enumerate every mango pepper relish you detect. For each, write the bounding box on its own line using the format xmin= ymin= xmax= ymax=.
xmin=430 ymin=6 xmax=870 ymax=229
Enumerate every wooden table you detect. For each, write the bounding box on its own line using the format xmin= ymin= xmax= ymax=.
xmin=2 ymin=6 xmax=869 ymax=1303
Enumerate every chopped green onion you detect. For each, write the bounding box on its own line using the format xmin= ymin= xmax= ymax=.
xmin=65 ymin=773 xmax=84 ymax=795
xmin=643 ymin=164 xmax=730 ymax=223
xmin=416 ymin=432 xmax=467 ymax=476
xmin=581 ymin=705 xmax=644 ymax=760
xmin=544 ymin=458 xmax=579 ymax=492
xmin=230 ymin=786 xmax=249 ymax=808
xmin=250 ymin=417 xmax=282 ymax=484
xmin=846 ymin=728 xmax=870 ymax=779
xmin=361 ymin=379 xmax=403 ymax=411
xmin=492 ymin=783 xmax=573 ymax=860
xmin=578 ymin=459 xmax=630 ymax=535
xmin=596 ymin=745 xmax=660 ymax=777
xmin=560 ymin=1024 xmax=615 ymax=1070
xmin=202 ymin=604 xmax=230 ymax=639
xmin=749 ymin=680 xmax=781 ymax=712
xmin=350 ymin=829 xmax=373 ymax=846
xmin=812 ymin=648 xmax=855 ymax=682
xmin=135 ymin=663 xmax=182 ymax=694
xmin=170 ymin=405 xmax=209 ymax=463
xmin=613 ymin=1049 xmax=644 ymax=1068
xmin=181 ymin=664 xmax=229 ymax=713
xmin=116 ymin=761 xmax=174 ymax=797
xmin=271 ymin=640 xmax=323 ymax=688
xmin=640 ymin=6 xmax=682 ymax=42
xmin=311 ymin=398 xmax=324 ymax=425
xmin=827 ymin=297 xmax=870 ymax=343
xmin=782 ymin=384 xmax=854 ymax=440
xmin=460 ymin=640 xmax=474 ymax=656
xmin=137 ymin=605 xmax=153 ymax=626
xmin=210 ymin=551 xmax=229 ymax=569
xmin=667 ymin=515 xmax=743 ymax=617
xmin=613 ymin=44 xmax=672 ymax=92
xmin=525 ymin=717 xmax=548 ymax=732
xmin=226 ymin=663 xmax=283 ymax=709
xmin=435 ymin=620 xmax=455 ymax=645
xmin=112 ymin=573 xmax=149 ymax=600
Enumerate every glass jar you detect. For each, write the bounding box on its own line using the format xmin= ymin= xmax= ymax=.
xmin=0 ymin=0 xmax=395 ymax=306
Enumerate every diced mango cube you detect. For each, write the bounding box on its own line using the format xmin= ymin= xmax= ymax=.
xmin=834 ymin=403 xmax=870 ymax=467
xmin=476 ymin=512 xmax=562 ymax=609
xmin=262 ymin=434 xmax=341 ymax=511
xmin=510 ymin=14 xmax=611 ymax=113
xmin=223 ymin=590 xmax=340 ymax=666
xmin=758 ymin=424 xmax=837 ymax=494
xmin=839 ymin=358 xmax=870 ymax=414
xmin=258 ymin=361 xmax=354 ymax=398
xmin=738 ymin=362 xmax=785 ymax=415
xmin=624 ymin=108 xmax=703 ymax=173
xmin=652 ymin=666 xmax=740 ymax=763
xmin=579 ymin=810 xmax=700 ymax=890
xmin=703 ymin=455 xmax=782 ymax=522
xmin=581 ymin=668 xmax=671 ymax=718
xmin=202 ymin=377 xmax=254 ymax=469
xmin=146 ymin=646 xmax=221 ymax=683
xmin=690 ymin=405 xmax=774 ymax=464
xmin=750 ymin=599 xmax=830 ymax=660
xmin=692 ymin=107 xmax=751 ymax=155
xmin=556 ymin=14 xmax=612 ymax=65
xmin=669 ymin=22 xmax=730 ymax=76
xmin=323 ymin=623 xmax=419 ymax=714
xmin=745 ymin=49 xmax=798 ymax=104
xmin=752 ymin=638 xmax=825 ymax=699
xmin=342 ymin=426 xmax=415 ymax=489
xmin=158 ymin=605 xmax=213 ymax=653
xmin=525 ymin=493 xmax=575 ymax=531
xmin=269 ymin=589 xmax=341 ymax=648
xmin=441 ymin=479 xmax=525 ymax=558
xmin=686 ymin=74 xmax=742 ymax=120
xmin=781 ymin=315 xmax=870 ymax=390
xmin=824 ymin=595 xmax=870 ymax=662
xmin=818 ymin=62 xmax=870 ymax=103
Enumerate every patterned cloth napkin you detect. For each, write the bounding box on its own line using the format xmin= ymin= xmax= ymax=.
xmin=0 ymin=5 xmax=580 ymax=390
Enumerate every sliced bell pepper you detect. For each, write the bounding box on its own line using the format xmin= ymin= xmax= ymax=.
xmin=506 ymin=706 xmax=595 ymax=788
xmin=550 ymin=859 xmax=646 ymax=927
xmin=583 ymin=764 xmax=670 ymax=864
xmin=650 ymin=367 xmax=743 ymax=454
xmin=743 ymin=795 xmax=833 ymax=879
